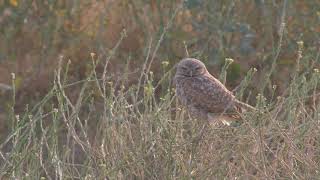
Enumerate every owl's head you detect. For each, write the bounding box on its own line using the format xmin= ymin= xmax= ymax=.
xmin=176 ymin=58 xmax=207 ymax=77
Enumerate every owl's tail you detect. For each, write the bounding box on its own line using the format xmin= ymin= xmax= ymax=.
xmin=234 ymin=99 xmax=256 ymax=111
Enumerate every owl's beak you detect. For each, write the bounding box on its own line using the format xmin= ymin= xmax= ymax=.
xmin=190 ymin=71 xmax=193 ymax=77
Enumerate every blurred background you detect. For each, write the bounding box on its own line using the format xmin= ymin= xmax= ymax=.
xmin=0 ymin=0 xmax=319 ymax=135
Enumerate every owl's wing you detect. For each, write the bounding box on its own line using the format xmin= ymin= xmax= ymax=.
xmin=181 ymin=75 xmax=236 ymax=113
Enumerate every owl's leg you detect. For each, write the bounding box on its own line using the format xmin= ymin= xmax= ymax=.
xmin=187 ymin=105 xmax=209 ymax=121
xmin=208 ymin=113 xmax=239 ymax=126
xmin=187 ymin=105 xmax=236 ymax=126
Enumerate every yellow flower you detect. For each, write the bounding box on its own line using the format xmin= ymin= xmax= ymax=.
xmin=9 ymin=0 xmax=18 ymax=7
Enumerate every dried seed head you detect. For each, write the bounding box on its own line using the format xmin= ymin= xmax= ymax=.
xmin=11 ymin=73 xmax=15 ymax=80
xmin=161 ymin=61 xmax=169 ymax=67
xmin=225 ymin=58 xmax=234 ymax=64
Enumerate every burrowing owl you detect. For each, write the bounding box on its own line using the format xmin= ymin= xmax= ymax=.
xmin=174 ymin=58 xmax=255 ymax=122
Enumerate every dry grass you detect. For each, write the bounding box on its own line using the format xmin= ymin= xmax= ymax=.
xmin=1 ymin=27 xmax=320 ymax=179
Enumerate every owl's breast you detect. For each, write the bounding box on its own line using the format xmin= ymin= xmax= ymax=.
xmin=175 ymin=77 xmax=199 ymax=106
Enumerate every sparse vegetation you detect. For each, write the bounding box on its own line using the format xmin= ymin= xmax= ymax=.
xmin=0 ymin=0 xmax=320 ymax=179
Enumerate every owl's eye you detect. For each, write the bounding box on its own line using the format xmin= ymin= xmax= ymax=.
xmin=195 ymin=67 xmax=202 ymax=71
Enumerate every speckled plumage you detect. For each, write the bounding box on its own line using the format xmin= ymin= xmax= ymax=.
xmin=174 ymin=58 xmax=255 ymax=121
